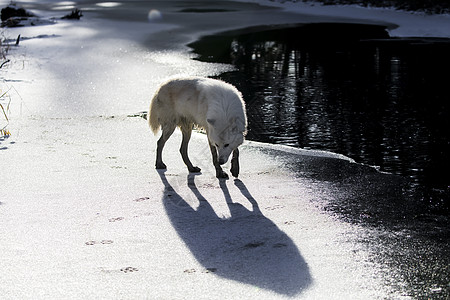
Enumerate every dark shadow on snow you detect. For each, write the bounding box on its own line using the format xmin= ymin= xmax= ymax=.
xmin=157 ymin=170 xmax=311 ymax=296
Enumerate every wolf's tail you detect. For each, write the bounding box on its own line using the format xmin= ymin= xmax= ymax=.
xmin=148 ymin=93 xmax=161 ymax=135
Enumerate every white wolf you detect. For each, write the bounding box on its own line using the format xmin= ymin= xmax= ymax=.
xmin=148 ymin=77 xmax=247 ymax=179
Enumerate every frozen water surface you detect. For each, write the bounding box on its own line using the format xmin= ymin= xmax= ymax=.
xmin=1 ymin=0 xmax=449 ymax=299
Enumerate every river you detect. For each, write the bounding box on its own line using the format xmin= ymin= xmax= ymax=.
xmin=189 ymin=23 xmax=450 ymax=218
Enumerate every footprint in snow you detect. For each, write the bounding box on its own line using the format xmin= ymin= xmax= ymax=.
xmin=120 ymin=267 xmax=138 ymax=273
xmin=183 ymin=268 xmax=217 ymax=274
xmin=133 ymin=197 xmax=150 ymax=202
xmin=100 ymin=267 xmax=139 ymax=274
xmin=85 ymin=240 xmax=114 ymax=246
xmin=264 ymin=204 xmax=285 ymax=211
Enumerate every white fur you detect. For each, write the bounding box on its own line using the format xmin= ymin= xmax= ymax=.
xmin=149 ymin=77 xmax=247 ymax=178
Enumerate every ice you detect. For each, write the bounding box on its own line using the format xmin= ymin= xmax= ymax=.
xmin=246 ymin=0 xmax=450 ymax=38
xmin=1 ymin=0 xmax=447 ymax=298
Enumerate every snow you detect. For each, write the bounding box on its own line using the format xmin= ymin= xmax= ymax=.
xmin=1 ymin=116 xmax=400 ymax=299
xmin=1 ymin=17 xmax=228 ymax=118
xmin=2 ymin=0 xmax=447 ymax=298
xmin=244 ymin=0 xmax=450 ymax=38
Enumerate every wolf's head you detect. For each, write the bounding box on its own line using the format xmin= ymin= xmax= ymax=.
xmin=207 ymin=117 xmax=246 ymax=165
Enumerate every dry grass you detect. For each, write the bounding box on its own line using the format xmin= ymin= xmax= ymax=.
xmin=0 ymin=87 xmax=11 ymax=137
xmin=1 ymin=30 xmax=11 ymax=137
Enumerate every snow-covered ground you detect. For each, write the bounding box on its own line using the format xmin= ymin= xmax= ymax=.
xmin=1 ymin=1 xmax=449 ymax=299
xmin=246 ymin=0 xmax=450 ymax=38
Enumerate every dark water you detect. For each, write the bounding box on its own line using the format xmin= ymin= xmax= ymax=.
xmin=189 ymin=23 xmax=449 ymax=215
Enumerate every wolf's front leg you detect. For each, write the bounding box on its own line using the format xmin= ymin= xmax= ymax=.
xmin=209 ymin=143 xmax=228 ymax=179
xmin=230 ymin=148 xmax=240 ymax=177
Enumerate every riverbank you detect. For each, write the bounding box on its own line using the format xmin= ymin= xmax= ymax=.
xmin=278 ymin=0 xmax=450 ymax=14
xmin=245 ymin=0 xmax=450 ymax=38
xmin=1 ymin=1 xmax=448 ymax=298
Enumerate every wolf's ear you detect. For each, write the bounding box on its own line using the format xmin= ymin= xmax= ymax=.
xmin=207 ymin=118 xmax=216 ymax=126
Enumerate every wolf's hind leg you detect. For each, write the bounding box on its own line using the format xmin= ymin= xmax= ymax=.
xmin=209 ymin=143 xmax=228 ymax=179
xmin=230 ymin=148 xmax=240 ymax=177
xmin=156 ymin=124 xmax=176 ymax=169
xmin=180 ymin=124 xmax=201 ymax=173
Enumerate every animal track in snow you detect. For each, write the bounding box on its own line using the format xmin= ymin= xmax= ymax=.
xmin=264 ymin=204 xmax=285 ymax=211
xmin=120 ymin=267 xmax=138 ymax=273
xmin=200 ymin=183 xmax=219 ymax=189
xmin=108 ymin=217 xmax=124 ymax=222
xmin=100 ymin=267 xmax=139 ymax=274
xmin=183 ymin=268 xmax=217 ymax=274
xmin=284 ymin=220 xmax=296 ymax=225
xmin=133 ymin=197 xmax=150 ymax=202
xmin=85 ymin=240 xmax=114 ymax=246
xmin=205 ymin=267 xmax=217 ymax=273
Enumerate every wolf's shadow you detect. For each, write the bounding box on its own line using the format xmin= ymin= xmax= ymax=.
xmin=158 ymin=171 xmax=311 ymax=296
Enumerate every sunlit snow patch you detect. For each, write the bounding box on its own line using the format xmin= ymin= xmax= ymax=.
xmin=148 ymin=9 xmax=162 ymax=22
xmin=246 ymin=140 xmax=357 ymax=163
xmin=146 ymin=50 xmax=234 ymax=77
xmin=96 ymin=2 xmax=122 ymax=8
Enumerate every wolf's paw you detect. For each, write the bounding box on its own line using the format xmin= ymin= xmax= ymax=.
xmin=216 ymin=170 xmax=229 ymax=179
xmin=189 ymin=166 xmax=201 ymax=173
xmin=155 ymin=162 xmax=167 ymax=169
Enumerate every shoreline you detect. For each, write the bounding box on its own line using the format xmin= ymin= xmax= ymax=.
xmin=241 ymin=0 xmax=450 ymax=38
xmin=1 ymin=1 xmax=449 ymax=298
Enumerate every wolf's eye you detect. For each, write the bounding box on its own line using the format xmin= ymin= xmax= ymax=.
xmin=224 ymin=144 xmax=229 ymax=148
xmin=215 ymin=143 xmax=219 ymax=147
